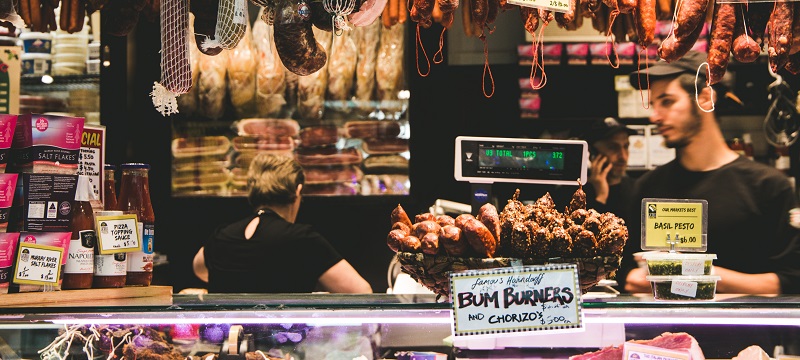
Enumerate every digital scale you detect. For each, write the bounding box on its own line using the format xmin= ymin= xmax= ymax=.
xmin=454 ymin=136 xmax=589 ymax=213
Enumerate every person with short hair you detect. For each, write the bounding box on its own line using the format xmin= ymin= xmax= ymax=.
xmin=583 ymin=117 xmax=636 ymax=219
xmin=193 ymin=153 xmax=372 ymax=293
xmin=617 ymin=51 xmax=800 ymax=294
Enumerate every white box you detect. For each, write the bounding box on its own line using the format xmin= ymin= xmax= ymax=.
xmin=647 ymin=125 xmax=676 ymax=168
xmin=628 ymin=125 xmax=648 ymax=169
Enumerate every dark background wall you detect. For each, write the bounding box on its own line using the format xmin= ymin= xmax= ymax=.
xmin=104 ymin=8 xmax=799 ymax=293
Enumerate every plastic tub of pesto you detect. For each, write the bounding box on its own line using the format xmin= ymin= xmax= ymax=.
xmin=647 ymin=275 xmax=721 ymax=301
xmin=642 ymin=252 xmax=717 ymax=275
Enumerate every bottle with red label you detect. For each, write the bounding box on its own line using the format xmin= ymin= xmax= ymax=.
xmin=62 ymin=176 xmax=96 ymax=289
xmin=104 ymin=164 xmax=118 ymax=211
xmin=117 ymin=163 xmax=155 ymax=286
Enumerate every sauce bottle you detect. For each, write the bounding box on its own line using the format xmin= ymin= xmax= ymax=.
xmin=118 ymin=163 xmax=155 ymax=286
xmin=93 ymin=210 xmax=127 ymax=288
xmin=62 ymin=176 xmax=95 ymax=290
xmin=104 ymin=164 xmax=118 ymax=211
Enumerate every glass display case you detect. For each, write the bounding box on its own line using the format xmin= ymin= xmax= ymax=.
xmin=0 ymin=294 xmax=799 ymax=359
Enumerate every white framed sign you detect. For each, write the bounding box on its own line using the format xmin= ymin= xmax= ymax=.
xmin=95 ymin=214 xmax=141 ymax=254
xmin=13 ymin=242 xmax=63 ymax=286
xmin=450 ymin=264 xmax=583 ymax=336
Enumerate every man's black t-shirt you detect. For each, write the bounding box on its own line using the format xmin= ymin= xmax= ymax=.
xmin=204 ymin=210 xmax=343 ymax=293
xmin=585 ymin=176 xmax=634 ymax=222
xmin=617 ymin=156 xmax=800 ymax=293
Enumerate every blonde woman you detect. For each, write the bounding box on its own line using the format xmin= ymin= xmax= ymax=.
xmin=193 ymin=153 xmax=372 ymax=293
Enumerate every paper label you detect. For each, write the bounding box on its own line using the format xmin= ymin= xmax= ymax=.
xmin=13 ymin=242 xmax=63 ymax=286
xmin=681 ymin=260 xmax=705 ymax=275
xmin=450 ymin=264 xmax=582 ymax=336
xmin=95 ymin=253 xmax=127 ymax=276
xmin=506 ymin=0 xmax=570 ymax=13
xmin=233 ymin=0 xmax=247 ymax=24
xmin=78 ymin=125 xmax=105 ymax=211
xmin=64 ymin=230 xmax=95 ymax=274
xmin=642 ymin=199 xmax=707 ymax=251
xmin=623 ymin=343 xmax=692 ymax=360
xmin=95 ymin=214 xmax=141 ymax=254
xmin=127 ymin=223 xmax=153 ymax=272
xmin=670 ymin=281 xmax=698 ymax=298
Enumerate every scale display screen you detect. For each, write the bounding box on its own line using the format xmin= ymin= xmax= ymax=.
xmin=455 ymin=136 xmax=588 ymax=185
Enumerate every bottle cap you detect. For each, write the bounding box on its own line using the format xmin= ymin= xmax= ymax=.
xmin=121 ymin=163 xmax=150 ymax=170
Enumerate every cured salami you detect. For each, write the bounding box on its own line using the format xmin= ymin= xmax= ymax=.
xmin=707 ymin=2 xmax=735 ymax=84
xmin=274 ymin=0 xmax=329 ymax=76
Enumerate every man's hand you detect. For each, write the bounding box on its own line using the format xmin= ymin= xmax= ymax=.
xmin=589 ymin=154 xmax=612 ymax=204
xmin=624 ymin=267 xmax=651 ymax=293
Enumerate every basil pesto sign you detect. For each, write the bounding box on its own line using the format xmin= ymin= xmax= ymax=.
xmin=641 ymin=198 xmax=708 ymax=252
xmin=450 ymin=264 xmax=583 ymax=336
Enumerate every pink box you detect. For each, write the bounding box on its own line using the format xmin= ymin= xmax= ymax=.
xmin=0 ymin=232 xmax=20 ymax=294
xmin=0 ymin=115 xmax=17 ymax=173
xmin=10 ymin=114 xmax=85 ymax=174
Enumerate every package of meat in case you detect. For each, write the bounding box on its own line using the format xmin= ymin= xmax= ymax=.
xmin=9 ymin=114 xmax=84 ymax=174
xmin=566 ymin=43 xmax=589 ymax=65
xmin=304 ymin=165 xmax=363 ymax=185
xmin=344 ymin=120 xmax=401 ymax=139
xmin=232 ymin=136 xmax=295 ymax=152
xmin=236 ymin=118 xmax=300 ymax=138
xmin=172 ymin=153 xmax=231 ymax=173
xmin=171 ymin=136 xmax=231 ymax=158
xmin=302 ymin=182 xmax=358 ymax=196
xmin=298 ymin=126 xmax=340 ymax=148
xmin=361 ymin=174 xmax=409 ymax=195
xmin=362 ymin=154 xmax=408 ymax=174
xmin=295 ymin=147 xmax=362 ymax=167
xmin=230 ymin=167 xmax=248 ymax=194
xmin=234 ymin=150 xmax=294 ymax=169
xmin=172 ymin=167 xmax=230 ymax=195
xmin=362 ymin=138 xmax=408 ymax=155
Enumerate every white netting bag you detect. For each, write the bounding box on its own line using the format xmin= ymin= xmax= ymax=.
xmin=323 ymin=0 xmax=356 ymax=34
xmin=152 ymin=0 xmax=193 ymax=116
xmin=200 ymin=0 xmax=248 ymax=51
xmin=0 ymin=0 xmax=25 ymax=28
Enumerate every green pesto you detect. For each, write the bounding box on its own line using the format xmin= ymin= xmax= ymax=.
xmin=653 ymin=281 xmax=717 ymax=300
xmin=647 ymin=260 xmax=713 ymax=275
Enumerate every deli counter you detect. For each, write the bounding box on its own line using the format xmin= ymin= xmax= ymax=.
xmin=0 ymin=293 xmax=799 ymax=359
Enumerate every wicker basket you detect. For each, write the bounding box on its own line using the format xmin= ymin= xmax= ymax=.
xmin=396 ymin=252 xmax=622 ymax=300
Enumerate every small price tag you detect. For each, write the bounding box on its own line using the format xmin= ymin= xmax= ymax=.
xmin=681 ymin=260 xmax=705 ymax=275
xmin=670 ymin=281 xmax=698 ymax=298
xmin=641 ymin=199 xmax=708 ymax=251
xmin=95 ymin=214 xmax=141 ymax=254
xmin=233 ymin=0 xmax=247 ymax=24
xmin=13 ymin=243 xmax=63 ymax=286
xmin=623 ymin=343 xmax=692 ymax=360
xmin=450 ymin=264 xmax=583 ymax=336
xmin=506 ymin=0 xmax=570 ymax=13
